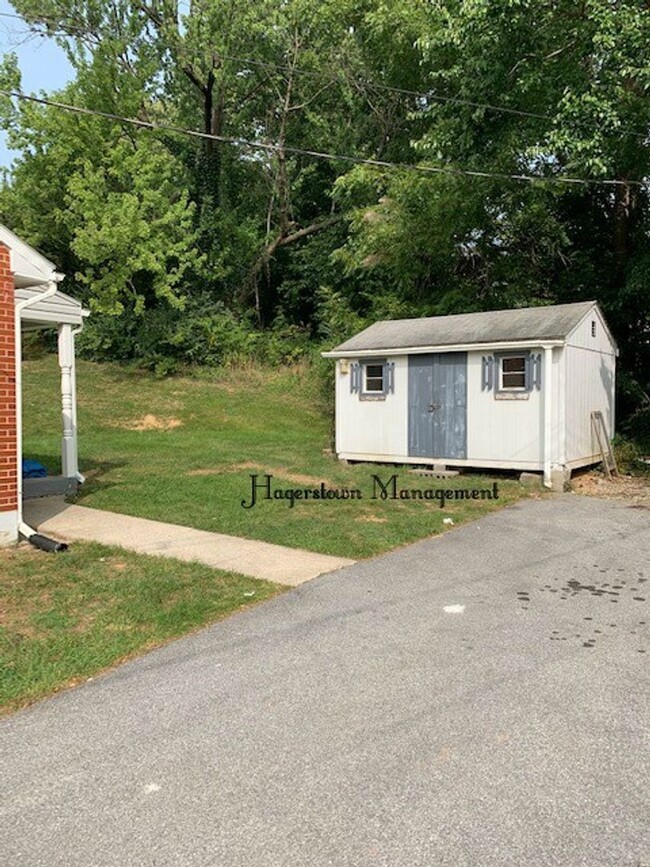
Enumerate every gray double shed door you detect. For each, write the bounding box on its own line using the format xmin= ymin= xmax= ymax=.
xmin=407 ymin=353 xmax=467 ymax=460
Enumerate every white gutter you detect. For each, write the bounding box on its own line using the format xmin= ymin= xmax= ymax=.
xmin=15 ymin=280 xmax=59 ymax=536
xmin=543 ymin=344 xmax=554 ymax=489
xmin=322 ymin=338 xmax=565 ymax=359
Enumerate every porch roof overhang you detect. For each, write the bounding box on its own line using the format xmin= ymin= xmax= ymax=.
xmin=17 ymin=286 xmax=89 ymax=328
xmin=0 ymin=224 xmax=89 ymax=327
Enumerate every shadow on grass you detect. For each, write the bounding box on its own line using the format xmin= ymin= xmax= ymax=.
xmin=22 ymin=453 xmax=129 ymax=498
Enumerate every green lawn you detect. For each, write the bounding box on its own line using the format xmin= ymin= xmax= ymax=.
xmin=0 ymin=541 xmax=281 ymax=715
xmin=22 ymin=355 xmax=533 ymax=559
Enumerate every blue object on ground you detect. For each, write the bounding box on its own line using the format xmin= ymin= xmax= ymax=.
xmin=22 ymin=459 xmax=47 ymax=479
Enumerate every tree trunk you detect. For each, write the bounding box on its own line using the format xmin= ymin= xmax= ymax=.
xmin=613 ymin=181 xmax=632 ymax=284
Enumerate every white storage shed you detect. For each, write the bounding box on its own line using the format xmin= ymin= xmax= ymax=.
xmin=322 ymin=301 xmax=618 ymax=489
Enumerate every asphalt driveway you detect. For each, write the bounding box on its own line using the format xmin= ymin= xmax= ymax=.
xmin=1 ymin=494 xmax=649 ymax=867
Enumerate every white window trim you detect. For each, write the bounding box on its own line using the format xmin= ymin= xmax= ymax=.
xmin=495 ymin=352 xmax=530 ymax=394
xmin=363 ymin=362 xmax=385 ymax=394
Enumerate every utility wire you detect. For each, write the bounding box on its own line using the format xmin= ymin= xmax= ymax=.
xmin=0 ymin=89 xmax=644 ymax=189
xmin=0 ymin=9 xmax=648 ymax=140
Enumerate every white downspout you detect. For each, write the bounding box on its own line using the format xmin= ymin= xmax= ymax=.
xmin=71 ymin=322 xmax=85 ymax=483
xmin=543 ymin=344 xmax=553 ymax=489
xmin=15 ymin=281 xmax=58 ymax=536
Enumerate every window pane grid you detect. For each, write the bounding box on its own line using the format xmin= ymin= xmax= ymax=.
xmin=500 ymin=355 xmax=527 ymax=390
xmin=502 ymin=372 xmax=526 ymax=388
xmin=364 ymin=363 xmax=384 ymax=393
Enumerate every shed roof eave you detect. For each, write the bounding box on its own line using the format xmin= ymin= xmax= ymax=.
xmin=321 ymin=338 xmax=565 ymax=359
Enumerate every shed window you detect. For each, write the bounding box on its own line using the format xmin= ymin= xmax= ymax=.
xmin=500 ymin=355 xmax=527 ymax=390
xmin=364 ymin=363 xmax=385 ymax=393
xmin=486 ymin=351 xmax=541 ymax=395
xmin=350 ymin=360 xmax=394 ymax=398
xmin=591 ymin=320 xmax=597 ymax=337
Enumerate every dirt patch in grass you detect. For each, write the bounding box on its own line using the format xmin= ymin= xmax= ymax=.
xmin=355 ymin=514 xmax=388 ymax=524
xmin=233 ymin=462 xmax=332 ymax=486
xmin=187 ymin=461 xmax=337 ymax=488
xmin=0 ymin=602 xmax=38 ymax=638
xmin=571 ymin=470 xmax=650 ymax=504
xmin=118 ymin=414 xmax=183 ymax=432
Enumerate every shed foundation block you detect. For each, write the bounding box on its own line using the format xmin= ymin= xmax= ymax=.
xmin=551 ymin=467 xmax=572 ymax=492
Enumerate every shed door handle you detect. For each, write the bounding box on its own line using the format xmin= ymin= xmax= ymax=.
xmin=428 ymin=404 xmax=440 ymax=412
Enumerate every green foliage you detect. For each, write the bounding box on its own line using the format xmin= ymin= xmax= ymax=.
xmin=66 ymin=138 xmax=199 ymax=314
xmin=621 ymin=408 xmax=650 ymax=456
xmin=0 ymin=0 xmax=648 ymax=423
xmin=612 ymin=435 xmax=650 ymax=475
xmin=78 ymin=299 xmax=313 ymax=372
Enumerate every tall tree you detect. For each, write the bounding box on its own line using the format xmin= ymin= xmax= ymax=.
xmin=336 ymin=0 xmax=650 ymax=398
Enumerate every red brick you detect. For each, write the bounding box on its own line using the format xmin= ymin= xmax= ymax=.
xmin=0 ymin=244 xmax=17 ymax=511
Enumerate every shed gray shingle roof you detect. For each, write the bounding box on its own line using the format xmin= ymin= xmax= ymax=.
xmin=328 ymin=301 xmax=598 ymax=353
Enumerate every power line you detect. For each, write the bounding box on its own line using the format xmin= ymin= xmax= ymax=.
xmin=0 ymin=9 xmax=648 ymax=140
xmin=1 ymin=89 xmax=644 ymax=189
xmin=221 ymin=52 xmax=650 ymax=142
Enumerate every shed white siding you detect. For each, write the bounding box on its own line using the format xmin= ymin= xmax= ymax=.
xmin=564 ymin=309 xmax=616 ymax=466
xmin=335 ymin=357 xmax=408 ymax=457
xmin=466 ymin=349 xmax=546 ymax=467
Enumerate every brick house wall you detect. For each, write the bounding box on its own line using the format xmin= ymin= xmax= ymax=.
xmin=0 ymin=242 xmax=18 ymax=542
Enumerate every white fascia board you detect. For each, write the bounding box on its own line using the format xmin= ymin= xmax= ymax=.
xmin=0 ymin=224 xmax=58 ymax=274
xmin=322 ymin=338 xmax=565 ymax=359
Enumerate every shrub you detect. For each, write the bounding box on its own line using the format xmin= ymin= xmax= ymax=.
xmin=621 ymin=405 xmax=650 ymax=455
xmin=612 ymin=435 xmax=650 ymax=475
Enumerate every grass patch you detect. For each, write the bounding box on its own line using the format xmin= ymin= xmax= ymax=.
xmin=0 ymin=541 xmax=282 ymax=715
xmin=23 ymin=355 xmax=532 ymax=559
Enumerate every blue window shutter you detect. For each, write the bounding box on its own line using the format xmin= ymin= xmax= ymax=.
xmin=350 ymin=363 xmax=361 ymax=393
xmin=386 ymin=362 xmax=395 ymax=394
xmin=481 ymin=356 xmax=494 ymax=391
xmin=525 ymin=354 xmax=534 ymax=392
xmin=525 ymin=353 xmax=543 ymax=391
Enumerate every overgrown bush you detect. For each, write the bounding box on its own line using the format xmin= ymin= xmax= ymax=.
xmin=621 ymin=406 xmax=650 ymax=455
xmin=612 ymin=435 xmax=650 ymax=475
xmin=76 ymin=296 xmax=316 ymax=373
xmin=166 ymin=303 xmax=260 ymax=367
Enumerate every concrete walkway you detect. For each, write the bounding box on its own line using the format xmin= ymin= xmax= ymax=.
xmin=23 ymin=497 xmax=354 ymax=586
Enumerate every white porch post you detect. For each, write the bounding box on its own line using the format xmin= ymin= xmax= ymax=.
xmin=58 ymin=323 xmax=78 ymax=478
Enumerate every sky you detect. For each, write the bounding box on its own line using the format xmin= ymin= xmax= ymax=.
xmin=0 ymin=0 xmax=74 ymax=168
